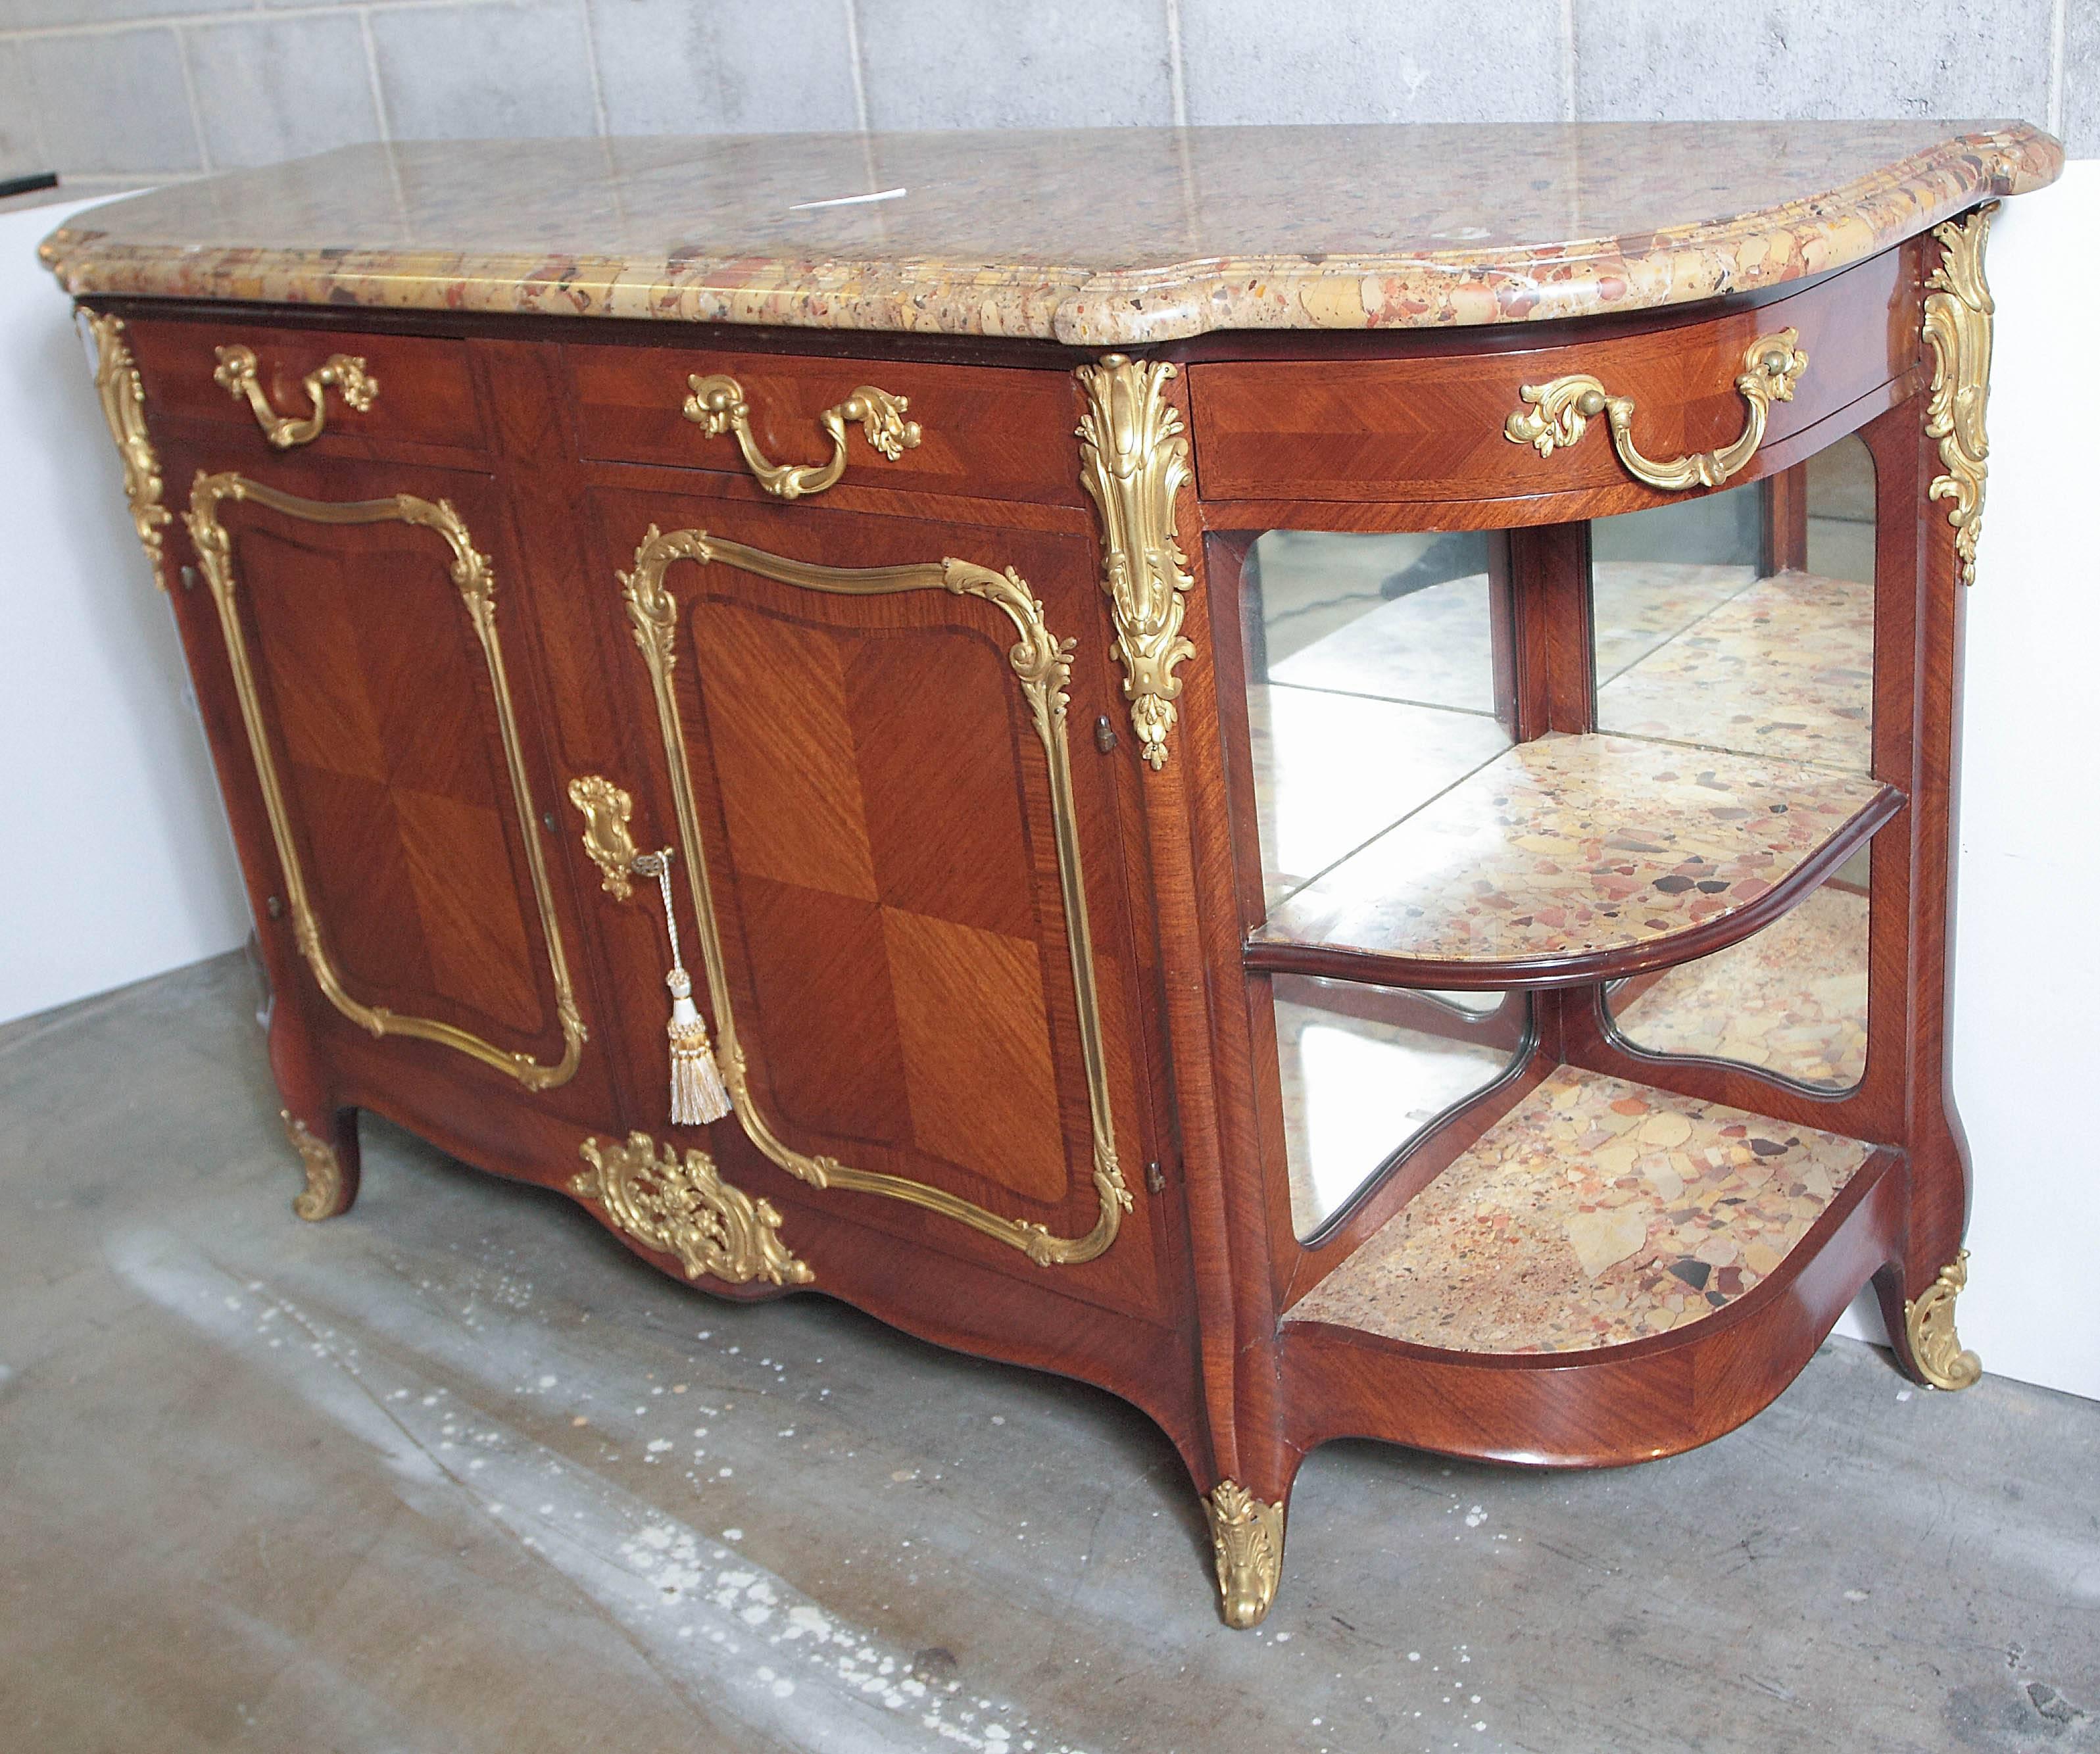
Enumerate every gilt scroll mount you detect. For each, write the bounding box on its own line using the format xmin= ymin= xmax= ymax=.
xmin=1903 ymin=1248 xmax=1983 ymax=1391
xmin=1075 ymin=354 xmax=1196 ymax=770
xmin=1924 ymin=204 xmax=1996 ymax=586
xmin=567 ymin=775 xmax=642 ymax=901
xmin=574 ymin=1131 xmax=811 ymax=1287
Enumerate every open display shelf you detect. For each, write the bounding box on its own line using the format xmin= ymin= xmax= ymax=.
xmin=1246 ymin=729 xmax=1899 ymax=987
xmin=1246 ymin=472 xmax=1923 ymax=1487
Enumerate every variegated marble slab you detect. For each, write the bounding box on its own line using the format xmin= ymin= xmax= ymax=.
xmin=1290 ymin=1067 xmax=1869 ymax=1353
xmin=38 ymin=123 xmax=2059 ymax=344
xmin=1252 ymin=733 xmax=1888 ymax=969
xmin=1612 ymin=883 xmax=1870 ymax=1092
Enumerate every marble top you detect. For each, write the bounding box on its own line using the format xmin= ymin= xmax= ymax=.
xmin=38 ymin=123 xmax=2059 ymax=345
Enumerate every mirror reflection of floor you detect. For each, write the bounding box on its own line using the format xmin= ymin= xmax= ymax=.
xmin=1273 ymin=988 xmax=1517 ymax=1237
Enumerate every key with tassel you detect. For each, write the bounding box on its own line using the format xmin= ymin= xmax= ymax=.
xmin=631 ymin=849 xmax=732 ymax=1126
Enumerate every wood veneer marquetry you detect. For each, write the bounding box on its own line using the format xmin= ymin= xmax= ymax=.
xmin=1188 ymin=251 xmax=1914 ymax=508
xmin=569 ymin=343 xmax=1087 ymax=506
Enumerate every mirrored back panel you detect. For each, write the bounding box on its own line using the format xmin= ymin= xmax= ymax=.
xmin=1243 ymin=530 xmax=1530 ymax=1235
xmin=1273 ymin=976 xmax=1532 ymax=1239
xmin=1594 ymin=437 xmax=1875 ymax=775
xmin=1244 ymin=530 xmax=1513 ymax=909
xmin=1598 ymin=436 xmax=1876 ymax=1092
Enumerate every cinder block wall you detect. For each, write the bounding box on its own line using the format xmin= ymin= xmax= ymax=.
xmin=0 ymin=0 xmax=2093 ymax=191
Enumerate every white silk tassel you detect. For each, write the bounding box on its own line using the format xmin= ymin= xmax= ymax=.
xmin=643 ymin=852 xmax=731 ymax=1126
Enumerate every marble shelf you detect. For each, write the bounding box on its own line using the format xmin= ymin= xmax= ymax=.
xmin=1288 ymin=1065 xmax=1875 ymax=1355
xmin=1245 ymin=732 xmax=1899 ymax=988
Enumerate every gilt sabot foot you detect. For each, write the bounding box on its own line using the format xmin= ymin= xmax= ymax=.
xmin=1903 ymin=1249 xmax=1982 ymax=1390
xmin=1205 ymin=1480 xmax=1286 ymax=1628
xmin=281 ymin=1110 xmax=354 ymax=1221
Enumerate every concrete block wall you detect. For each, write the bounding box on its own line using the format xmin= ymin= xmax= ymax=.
xmin=0 ymin=0 xmax=2091 ymax=190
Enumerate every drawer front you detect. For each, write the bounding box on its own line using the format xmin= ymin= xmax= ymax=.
xmin=1189 ymin=249 xmax=1914 ymax=506
xmin=568 ymin=343 xmax=1085 ymax=506
xmin=122 ymin=317 xmax=483 ymax=456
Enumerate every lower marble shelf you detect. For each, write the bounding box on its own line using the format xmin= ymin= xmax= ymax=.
xmin=1288 ymin=1065 xmax=1874 ymax=1355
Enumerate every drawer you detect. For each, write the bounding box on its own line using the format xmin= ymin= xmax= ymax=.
xmin=567 ymin=343 xmax=1085 ymax=507
xmin=122 ymin=318 xmax=483 ymax=456
xmin=1189 ymin=249 xmax=1915 ymax=506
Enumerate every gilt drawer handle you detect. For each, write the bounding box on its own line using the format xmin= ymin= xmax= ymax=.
xmin=682 ymin=372 xmax=920 ymax=500
xmin=1505 ymin=328 xmax=1808 ymax=491
xmin=212 ymin=344 xmax=379 ymax=449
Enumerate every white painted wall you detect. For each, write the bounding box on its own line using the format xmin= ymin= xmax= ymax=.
xmin=1860 ymin=162 xmax=2100 ymax=1406
xmin=0 ymin=195 xmax=251 ymax=1026
xmin=2 ymin=174 xmax=2091 ymax=1400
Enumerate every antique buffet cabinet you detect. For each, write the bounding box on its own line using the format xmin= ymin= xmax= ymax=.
xmin=41 ymin=121 xmax=2059 ymax=1626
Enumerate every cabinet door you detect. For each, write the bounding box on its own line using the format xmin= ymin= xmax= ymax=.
xmin=182 ymin=453 xmax=589 ymax=1096
xmin=581 ymin=483 xmax=1160 ymax=1290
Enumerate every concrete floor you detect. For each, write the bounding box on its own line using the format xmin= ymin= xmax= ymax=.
xmin=3 ymin=954 xmax=2095 ymax=1753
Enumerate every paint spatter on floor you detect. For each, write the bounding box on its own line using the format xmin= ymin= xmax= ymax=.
xmin=107 ymin=1228 xmax=1092 ymax=1754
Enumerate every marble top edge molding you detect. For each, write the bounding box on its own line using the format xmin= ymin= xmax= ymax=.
xmin=37 ymin=121 xmax=2062 ymax=345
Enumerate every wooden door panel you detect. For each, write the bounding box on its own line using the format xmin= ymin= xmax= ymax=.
xmin=188 ymin=460 xmax=588 ymax=1093
xmin=883 ymin=908 xmax=1067 ymax=1204
xmin=678 ymin=553 xmax=1083 ymax=1217
xmin=689 ymin=601 xmax=883 ymax=900
xmin=579 ymin=483 xmax=1158 ymax=1291
xmin=738 ymin=875 xmax=914 ymax=1146
xmin=850 ymin=631 xmax=1040 ymax=940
